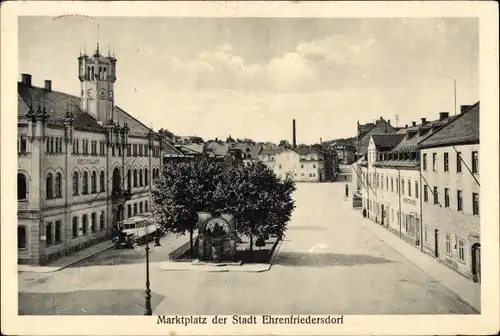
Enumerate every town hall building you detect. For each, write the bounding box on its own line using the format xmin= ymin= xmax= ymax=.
xmin=17 ymin=45 xmax=180 ymax=265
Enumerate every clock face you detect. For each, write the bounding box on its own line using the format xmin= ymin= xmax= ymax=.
xmin=98 ymin=88 xmax=107 ymax=99
xmin=87 ymin=88 xmax=94 ymax=99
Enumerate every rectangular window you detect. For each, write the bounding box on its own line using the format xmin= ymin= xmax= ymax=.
xmin=424 ymin=185 xmax=428 ymax=202
xmin=72 ymin=217 xmax=78 ymax=238
xmin=381 ymin=175 xmax=384 ymax=189
xmin=456 ymin=151 xmax=463 ymax=172
xmin=140 ymin=202 xmax=143 ymax=213
xmin=145 ymin=201 xmax=149 ymax=213
xmin=391 ymin=178 xmax=394 ymax=192
xmin=20 ymin=135 xmax=27 ymax=153
xmin=457 ymin=190 xmax=463 ymax=211
xmin=313 ymin=164 xmax=316 ymax=168
xmin=46 ymin=222 xmax=53 ymax=246
xmin=127 ymin=204 xmax=132 ymax=217
xmin=401 ymin=178 xmax=405 ymax=195
xmin=91 ymin=212 xmax=97 ymax=233
xmin=55 ymin=220 xmax=61 ymax=244
xmin=82 ymin=214 xmax=88 ymax=234
xmin=133 ymin=203 xmax=137 ymax=215
xmin=424 ymin=225 xmax=428 ymax=244
xmin=100 ymin=211 xmax=105 ymax=230
xmin=444 ymin=152 xmax=449 ymax=172
xmin=133 ymin=144 xmax=138 ymax=156
xmin=415 ymin=181 xmax=419 ymax=199
xmin=396 ymin=178 xmax=399 ymax=193
xmin=46 ymin=138 xmax=50 ymax=153
xmin=432 ymin=153 xmax=437 ymax=171
xmin=408 ymin=180 xmax=412 ymax=197
xmin=76 ymin=139 xmax=79 ymax=154
xmin=433 ymin=186 xmax=439 ymax=205
xmin=445 ymin=234 xmax=452 ymax=255
xmin=472 ymin=193 xmax=479 ymax=215
xmin=472 ymin=151 xmax=479 ymax=174
xmin=444 ymin=188 xmax=450 ymax=207
xmin=18 ymin=226 xmax=26 ymax=249
xmin=458 ymin=239 xmax=466 ymax=262
xmin=422 ymin=153 xmax=427 ymax=171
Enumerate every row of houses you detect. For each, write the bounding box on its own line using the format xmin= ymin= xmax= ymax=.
xmin=170 ymin=138 xmax=339 ymax=183
xmin=351 ymin=103 xmax=480 ymax=283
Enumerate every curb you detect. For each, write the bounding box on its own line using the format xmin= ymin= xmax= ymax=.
xmin=19 ymin=244 xmax=114 ymax=273
xmin=268 ymin=235 xmax=285 ymax=270
xmin=356 ymin=213 xmax=480 ymax=313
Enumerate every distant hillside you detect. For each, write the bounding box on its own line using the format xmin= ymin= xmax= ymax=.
xmin=323 ymin=136 xmax=357 ymax=146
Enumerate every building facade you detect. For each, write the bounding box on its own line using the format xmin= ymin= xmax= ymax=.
xmin=356 ymin=103 xmax=480 ymax=283
xmin=418 ymin=103 xmax=480 ymax=283
xmin=258 ymin=147 xmax=333 ymax=182
xmin=17 ymin=46 xmax=176 ymax=265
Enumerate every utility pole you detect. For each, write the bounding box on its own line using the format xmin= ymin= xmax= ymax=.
xmin=454 ymin=79 xmax=457 ymax=115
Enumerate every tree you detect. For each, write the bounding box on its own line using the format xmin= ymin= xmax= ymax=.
xmin=279 ymin=140 xmax=292 ymax=149
xmin=151 ymin=157 xmax=225 ymax=255
xmin=152 ymin=157 xmax=296 ymax=259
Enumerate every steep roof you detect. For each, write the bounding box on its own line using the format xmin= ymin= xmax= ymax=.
xmin=204 ymin=142 xmax=229 ymax=157
xmin=259 ymin=147 xmax=284 ymax=156
xmin=418 ymin=102 xmax=479 ymax=149
xmin=18 ymin=81 xmax=154 ymax=137
xmin=293 ymin=147 xmax=321 ymax=155
xmin=371 ymin=133 xmax=406 ymax=151
xmin=357 ymin=118 xmax=397 ymax=156
xmin=391 ymin=116 xmax=456 ymax=153
xmin=232 ymin=143 xmax=262 ymax=159
xmin=163 ymin=142 xmax=184 ymax=155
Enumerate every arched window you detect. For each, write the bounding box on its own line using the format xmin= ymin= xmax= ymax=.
xmin=46 ymin=173 xmax=54 ymax=199
xmin=73 ymin=171 xmax=79 ymax=195
xmin=139 ymin=169 xmax=143 ymax=187
xmin=100 ymin=171 xmax=105 ymax=192
xmin=55 ymin=172 xmax=62 ymax=198
xmin=112 ymin=168 xmax=121 ymax=194
xmin=82 ymin=171 xmax=89 ymax=194
xmin=17 ymin=173 xmax=27 ymax=200
xmin=127 ymin=169 xmax=131 ymax=190
xmin=133 ymin=169 xmax=138 ymax=188
xmin=145 ymin=168 xmax=148 ymax=185
xmin=91 ymin=171 xmax=97 ymax=193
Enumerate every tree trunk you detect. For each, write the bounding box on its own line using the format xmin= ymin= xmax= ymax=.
xmin=249 ymin=235 xmax=254 ymax=253
xmin=189 ymin=229 xmax=194 ymax=258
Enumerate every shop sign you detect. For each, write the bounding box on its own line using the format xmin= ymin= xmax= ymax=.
xmin=77 ymin=158 xmax=100 ymax=165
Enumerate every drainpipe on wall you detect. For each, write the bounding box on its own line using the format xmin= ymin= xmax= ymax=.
xmin=419 ymin=165 xmax=424 ymax=252
xmin=398 ymin=168 xmax=402 ymax=238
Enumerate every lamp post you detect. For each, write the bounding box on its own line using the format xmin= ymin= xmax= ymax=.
xmin=134 ymin=219 xmax=161 ymax=316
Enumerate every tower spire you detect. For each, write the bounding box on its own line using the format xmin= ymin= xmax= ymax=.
xmin=96 ymin=24 xmax=100 ymax=54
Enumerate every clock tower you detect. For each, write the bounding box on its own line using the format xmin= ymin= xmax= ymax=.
xmin=78 ymin=43 xmax=117 ymax=125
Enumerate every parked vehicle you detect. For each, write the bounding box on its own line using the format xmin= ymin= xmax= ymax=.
xmin=114 ymin=214 xmax=159 ymax=248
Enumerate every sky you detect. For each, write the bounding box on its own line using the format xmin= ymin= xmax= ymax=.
xmin=19 ymin=16 xmax=478 ymax=144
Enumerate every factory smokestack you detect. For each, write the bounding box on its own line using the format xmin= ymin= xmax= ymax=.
xmin=292 ymin=119 xmax=297 ymax=149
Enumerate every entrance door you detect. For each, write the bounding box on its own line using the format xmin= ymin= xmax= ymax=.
xmin=381 ymin=205 xmax=385 ymax=225
xmin=472 ymin=244 xmax=481 ymax=283
xmin=415 ymin=218 xmax=421 ymax=246
xmin=434 ymin=229 xmax=439 ymax=258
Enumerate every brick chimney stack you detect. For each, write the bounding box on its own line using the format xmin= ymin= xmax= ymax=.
xmin=439 ymin=112 xmax=450 ymax=120
xmin=21 ymin=74 xmax=32 ymax=87
xmin=292 ymin=119 xmax=297 ymax=149
xmin=44 ymin=80 xmax=52 ymax=92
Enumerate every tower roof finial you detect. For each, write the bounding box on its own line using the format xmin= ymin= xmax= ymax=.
xmin=96 ymin=23 xmax=100 ymax=54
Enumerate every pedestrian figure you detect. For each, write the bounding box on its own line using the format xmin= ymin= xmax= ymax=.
xmin=344 ymin=184 xmax=349 ymax=200
xmin=362 ymin=208 xmax=367 ymax=218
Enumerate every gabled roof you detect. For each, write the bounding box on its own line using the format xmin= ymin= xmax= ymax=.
xmin=418 ymin=102 xmax=479 ymax=149
xmin=357 ymin=118 xmax=396 ymax=156
xmin=163 ymin=142 xmax=184 ymax=155
xmin=391 ymin=116 xmax=456 ymax=153
xmin=232 ymin=143 xmax=262 ymax=159
xmin=204 ymin=142 xmax=229 ymax=157
xmin=259 ymin=147 xmax=284 ymax=156
xmin=371 ymin=133 xmax=406 ymax=151
xmin=293 ymin=147 xmax=321 ymax=156
xmin=18 ymin=81 xmax=156 ymax=138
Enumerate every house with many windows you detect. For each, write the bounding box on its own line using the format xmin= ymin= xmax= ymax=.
xmin=17 ymin=46 xmax=178 ymax=265
xmin=418 ymin=103 xmax=480 ymax=283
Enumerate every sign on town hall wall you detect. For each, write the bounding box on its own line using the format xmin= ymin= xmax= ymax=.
xmin=77 ymin=158 xmax=100 ymax=165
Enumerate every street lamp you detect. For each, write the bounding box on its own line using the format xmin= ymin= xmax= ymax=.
xmin=133 ymin=222 xmax=162 ymax=315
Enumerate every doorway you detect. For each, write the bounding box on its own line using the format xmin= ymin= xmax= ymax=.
xmin=434 ymin=229 xmax=439 ymax=258
xmin=471 ymin=243 xmax=481 ymax=283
